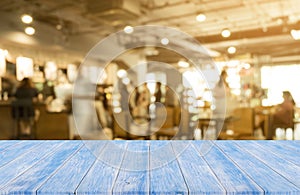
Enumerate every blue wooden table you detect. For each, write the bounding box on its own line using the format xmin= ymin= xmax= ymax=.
xmin=0 ymin=140 xmax=299 ymax=194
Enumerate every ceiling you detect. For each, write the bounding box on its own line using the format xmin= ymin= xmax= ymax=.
xmin=0 ymin=0 xmax=300 ymax=66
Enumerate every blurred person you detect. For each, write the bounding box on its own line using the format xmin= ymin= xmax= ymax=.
xmin=13 ymin=78 xmax=39 ymax=136
xmin=272 ymin=91 xmax=295 ymax=130
xmin=154 ymin=82 xmax=162 ymax=102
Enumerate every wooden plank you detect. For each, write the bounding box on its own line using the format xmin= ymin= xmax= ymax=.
xmin=0 ymin=141 xmax=62 ymax=189
xmin=113 ymin=141 xmax=149 ymax=195
xmin=216 ymin=141 xmax=300 ymax=194
xmin=37 ymin=141 xmax=107 ymax=194
xmin=253 ymin=141 xmax=300 ymax=167
xmin=276 ymin=141 xmax=300 ymax=152
xmin=1 ymin=141 xmax=83 ymax=195
xmin=235 ymin=141 xmax=300 ymax=190
xmin=0 ymin=141 xmax=44 ymax=168
xmin=193 ymin=141 xmax=263 ymax=194
xmin=0 ymin=141 xmax=19 ymax=151
xmin=171 ymin=141 xmax=225 ymax=194
xmin=149 ymin=141 xmax=188 ymax=195
xmin=76 ymin=141 xmax=128 ymax=195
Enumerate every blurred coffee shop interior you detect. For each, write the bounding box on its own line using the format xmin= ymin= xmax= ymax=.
xmin=1 ymin=0 xmax=300 ymax=140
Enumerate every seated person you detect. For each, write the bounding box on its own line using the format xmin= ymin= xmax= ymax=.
xmin=272 ymin=91 xmax=295 ymax=129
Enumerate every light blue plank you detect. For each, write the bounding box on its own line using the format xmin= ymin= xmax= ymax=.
xmin=150 ymin=141 xmax=188 ymax=195
xmin=216 ymin=141 xmax=300 ymax=194
xmin=253 ymin=141 xmax=300 ymax=167
xmin=194 ymin=141 xmax=263 ymax=195
xmin=37 ymin=141 xmax=107 ymax=194
xmin=0 ymin=141 xmax=19 ymax=152
xmin=76 ymin=141 xmax=128 ymax=195
xmin=235 ymin=141 xmax=300 ymax=191
xmin=0 ymin=141 xmax=63 ymax=189
xmin=276 ymin=140 xmax=300 ymax=152
xmin=113 ymin=141 xmax=149 ymax=195
xmin=0 ymin=141 xmax=83 ymax=195
xmin=0 ymin=141 xmax=44 ymax=168
xmin=171 ymin=141 xmax=225 ymax=195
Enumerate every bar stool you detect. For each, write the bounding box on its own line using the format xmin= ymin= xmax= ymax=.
xmin=11 ymin=99 xmax=37 ymax=139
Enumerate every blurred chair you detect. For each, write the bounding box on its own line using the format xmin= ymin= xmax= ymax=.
xmin=155 ymin=106 xmax=179 ymax=140
xmin=220 ymin=107 xmax=256 ymax=140
xmin=11 ymin=99 xmax=37 ymax=139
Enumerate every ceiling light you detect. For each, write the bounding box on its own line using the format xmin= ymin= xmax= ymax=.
xmin=227 ymin=46 xmax=236 ymax=54
xmin=25 ymin=27 xmax=35 ymax=35
xmin=124 ymin=26 xmax=134 ymax=34
xmin=221 ymin=29 xmax=231 ymax=38
xmin=117 ymin=69 xmax=127 ymax=78
xmin=161 ymin=38 xmax=169 ymax=45
xmin=21 ymin=14 xmax=33 ymax=24
xmin=178 ymin=60 xmax=189 ymax=68
xmin=196 ymin=13 xmax=206 ymax=22
xmin=291 ymin=29 xmax=300 ymax=40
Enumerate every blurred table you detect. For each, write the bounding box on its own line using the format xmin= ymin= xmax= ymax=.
xmin=0 ymin=140 xmax=300 ymax=194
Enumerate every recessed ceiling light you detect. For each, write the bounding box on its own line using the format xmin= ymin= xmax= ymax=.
xmin=227 ymin=46 xmax=236 ymax=54
xmin=21 ymin=14 xmax=33 ymax=24
xmin=291 ymin=29 xmax=300 ymax=40
xmin=178 ymin=60 xmax=189 ymax=68
xmin=196 ymin=13 xmax=206 ymax=22
xmin=161 ymin=38 xmax=169 ymax=45
xmin=124 ymin=26 xmax=134 ymax=34
xmin=221 ymin=29 xmax=231 ymax=38
xmin=25 ymin=27 xmax=35 ymax=35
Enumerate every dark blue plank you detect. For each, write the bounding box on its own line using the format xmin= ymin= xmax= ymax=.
xmin=37 ymin=141 xmax=107 ymax=194
xmin=76 ymin=141 xmax=128 ymax=195
xmin=172 ymin=141 xmax=225 ymax=194
xmin=150 ymin=141 xmax=188 ymax=195
xmin=1 ymin=141 xmax=83 ymax=195
xmin=216 ymin=141 xmax=300 ymax=194
xmin=235 ymin=141 xmax=300 ymax=191
xmin=194 ymin=141 xmax=263 ymax=194
xmin=113 ymin=141 xmax=149 ymax=195
xmin=0 ymin=141 xmax=62 ymax=189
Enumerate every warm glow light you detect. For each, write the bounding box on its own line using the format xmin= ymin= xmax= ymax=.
xmin=117 ymin=69 xmax=127 ymax=78
xmin=45 ymin=61 xmax=57 ymax=81
xmin=178 ymin=60 xmax=189 ymax=68
xmin=221 ymin=29 xmax=231 ymax=38
xmin=124 ymin=26 xmax=134 ymax=34
xmin=291 ymin=29 xmax=300 ymax=40
xmin=161 ymin=38 xmax=169 ymax=45
xmin=0 ymin=49 xmax=6 ymax=76
xmin=21 ymin=14 xmax=33 ymax=24
xmin=196 ymin=13 xmax=206 ymax=22
xmin=227 ymin=46 xmax=236 ymax=54
xmin=25 ymin=27 xmax=35 ymax=35
xmin=16 ymin=57 xmax=34 ymax=81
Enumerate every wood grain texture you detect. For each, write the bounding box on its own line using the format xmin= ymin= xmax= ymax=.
xmin=194 ymin=141 xmax=264 ymax=194
xmin=253 ymin=141 xmax=300 ymax=167
xmin=113 ymin=141 xmax=149 ymax=195
xmin=0 ymin=141 xmax=62 ymax=189
xmin=76 ymin=141 xmax=128 ymax=195
xmin=235 ymin=141 xmax=300 ymax=191
xmin=37 ymin=141 xmax=107 ymax=194
xmin=0 ymin=141 xmax=44 ymax=168
xmin=172 ymin=141 xmax=225 ymax=195
xmin=0 ymin=141 xmax=300 ymax=194
xmin=217 ymin=141 xmax=300 ymax=194
xmin=0 ymin=141 xmax=19 ymax=151
xmin=0 ymin=141 xmax=83 ymax=195
xmin=149 ymin=141 xmax=188 ymax=195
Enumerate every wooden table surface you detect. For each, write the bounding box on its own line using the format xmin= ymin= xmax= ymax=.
xmin=0 ymin=140 xmax=299 ymax=194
